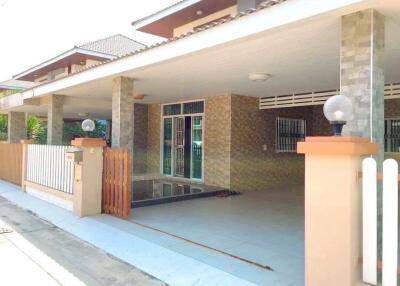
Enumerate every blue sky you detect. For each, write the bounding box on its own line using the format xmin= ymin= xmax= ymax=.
xmin=0 ymin=0 xmax=178 ymax=81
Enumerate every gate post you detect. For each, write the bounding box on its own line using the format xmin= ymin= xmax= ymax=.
xmin=71 ymin=138 xmax=106 ymax=217
xmin=20 ymin=139 xmax=35 ymax=191
xmin=298 ymin=137 xmax=379 ymax=286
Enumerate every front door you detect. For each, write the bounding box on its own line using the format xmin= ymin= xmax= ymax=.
xmin=162 ymin=107 xmax=203 ymax=180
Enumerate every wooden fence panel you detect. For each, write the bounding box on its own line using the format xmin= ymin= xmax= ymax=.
xmin=102 ymin=148 xmax=131 ymax=218
xmin=0 ymin=143 xmax=22 ymax=185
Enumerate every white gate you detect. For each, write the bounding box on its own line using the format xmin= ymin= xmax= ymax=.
xmin=362 ymin=158 xmax=399 ymax=286
xmin=26 ymin=144 xmax=74 ymax=194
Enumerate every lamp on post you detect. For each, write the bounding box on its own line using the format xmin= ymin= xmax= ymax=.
xmin=323 ymin=95 xmax=353 ymax=136
xmin=81 ymin=119 xmax=95 ymax=138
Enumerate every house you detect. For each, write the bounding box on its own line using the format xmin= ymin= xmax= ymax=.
xmin=0 ymin=34 xmax=145 ymax=144
xmin=2 ymin=0 xmax=397 ymax=190
xmin=0 ymin=1 xmax=399 ymax=284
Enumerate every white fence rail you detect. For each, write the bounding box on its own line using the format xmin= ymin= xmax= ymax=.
xmin=26 ymin=144 xmax=74 ymax=194
xmin=362 ymin=158 xmax=399 ymax=286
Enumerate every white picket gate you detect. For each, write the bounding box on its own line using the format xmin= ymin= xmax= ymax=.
xmin=26 ymin=144 xmax=74 ymax=194
xmin=362 ymin=158 xmax=399 ymax=286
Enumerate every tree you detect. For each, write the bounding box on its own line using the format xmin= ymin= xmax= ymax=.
xmin=27 ymin=115 xmax=46 ymax=144
xmin=0 ymin=114 xmax=7 ymax=141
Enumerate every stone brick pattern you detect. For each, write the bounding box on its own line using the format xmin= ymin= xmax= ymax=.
xmin=146 ymin=103 xmax=161 ymax=174
xmin=230 ymin=95 xmax=318 ymax=191
xmin=204 ymin=94 xmax=232 ymax=189
xmin=133 ymin=103 xmax=148 ymax=174
xmin=341 ymin=9 xmax=385 ymax=154
xmin=112 ymin=77 xmax=134 ymax=150
xmin=47 ymin=94 xmax=64 ymax=145
xmin=385 ymin=99 xmax=400 ymax=118
xmin=8 ymin=112 xmax=26 ymax=143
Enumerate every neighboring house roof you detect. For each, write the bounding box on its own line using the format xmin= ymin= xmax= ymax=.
xmin=13 ymin=34 xmax=146 ymax=81
xmin=78 ymin=34 xmax=146 ymax=57
xmin=0 ymin=79 xmax=36 ymax=91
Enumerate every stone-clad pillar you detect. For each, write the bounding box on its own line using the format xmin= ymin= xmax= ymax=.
xmin=47 ymin=94 xmax=64 ymax=145
xmin=7 ymin=112 xmax=27 ymax=143
xmin=112 ymin=77 xmax=134 ymax=151
xmin=341 ymin=9 xmax=385 ymax=153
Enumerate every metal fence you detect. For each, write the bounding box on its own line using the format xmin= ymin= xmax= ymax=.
xmin=26 ymin=144 xmax=74 ymax=194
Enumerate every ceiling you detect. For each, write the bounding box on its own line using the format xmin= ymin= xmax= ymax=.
xmin=14 ymin=0 xmax=400 ymax=119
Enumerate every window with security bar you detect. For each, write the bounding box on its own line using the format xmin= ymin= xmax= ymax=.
xmin=384 ymin=119 xmax=400 ymax=152
xmin=276 ymin=117 xmax=306 ymax=153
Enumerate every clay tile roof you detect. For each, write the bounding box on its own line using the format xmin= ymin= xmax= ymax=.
xmin=77 ymin=34 xmax=146 ymax=57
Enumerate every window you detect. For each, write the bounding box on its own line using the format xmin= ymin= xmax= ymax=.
xmin=163 ymin=101 xmax=204 ymax=116
xmin=276 ymin=117 xmax=306 ymax=153
xmin=385 ymin=119 xmax=400 ymax=152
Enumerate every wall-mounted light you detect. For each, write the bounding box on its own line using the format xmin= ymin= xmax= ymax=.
xmin=133 ymin=93 xmax=145 ymax=100
xmin=248 ymin=73 xmax=271 ymax=82
xmin=323 ymin=95 xmax=353 ymax=136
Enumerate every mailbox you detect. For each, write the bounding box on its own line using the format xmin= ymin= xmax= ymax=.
xmin=65 ymin=146 xmax=83 ymax=163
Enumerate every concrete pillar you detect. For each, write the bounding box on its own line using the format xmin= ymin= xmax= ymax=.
xmin=47 ymin=95 xmax=64 ymax=145
xmin=112 ymin=77 xmax=133 ymax=151
xmin=298 ymin=136 xmax=379 ymax=286
xmin=70 ymin=138 xmax=106 ymax=217
xmin=7 ymin=112 xmax=27 ymax=143
xmin=341 ymin=9 xmax=385 ymax=153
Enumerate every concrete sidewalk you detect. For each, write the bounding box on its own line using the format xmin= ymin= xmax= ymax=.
xmin=0 ymin=197 xmax=164 ymax=286
xmin=0 ymin=180 xmax=260 ymax=286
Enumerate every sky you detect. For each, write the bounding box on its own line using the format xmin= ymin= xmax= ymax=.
xmin=0 ymin=0 xmax=178 ymax=82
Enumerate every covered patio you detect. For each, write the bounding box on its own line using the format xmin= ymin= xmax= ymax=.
xmin=129 ymin=184 xmax=304 ymax=286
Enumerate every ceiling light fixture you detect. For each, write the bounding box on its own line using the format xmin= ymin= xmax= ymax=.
xmin=248 ymin=73 xmax=271 ymax=82
xmin=78 ymin=112 xmax=89 ymax=117
xmin=196 ymin=10 xmax=204 ymax=16
xmin=133 ymin=94 xmax=145 ymax=100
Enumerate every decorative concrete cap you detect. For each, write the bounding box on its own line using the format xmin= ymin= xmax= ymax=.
xmin=297 ymin=136 xmax=379 ymax=155
xmin=20 ymin=139 xmax=35 ymax=144
xmin=71 ymin=138 xmax=106 ymax=147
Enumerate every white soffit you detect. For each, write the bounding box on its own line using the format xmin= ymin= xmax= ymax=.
xmin=22 ymin=0 xmax=371 ymax=99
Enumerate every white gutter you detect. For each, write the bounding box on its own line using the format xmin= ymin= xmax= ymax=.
xmin=16 ymin=0 xmax=369 ymax=102
xmin=131 ymin=0 xmax=202 ymax=30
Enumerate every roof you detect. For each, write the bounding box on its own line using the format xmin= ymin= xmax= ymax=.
xmin=13 ymin=34 xmax=146 ymax=80
xmin=13 ymin=0 xmax=286 ymax=90
xmin=77 ymin=34 xmax=146 ymax=57
xmin=0 ymin=79 xmax=36 ymax=91
xmin=131 ymin=0 xmax=201 ymax=29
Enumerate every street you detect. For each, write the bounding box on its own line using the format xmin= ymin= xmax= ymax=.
xmin=0 ymin=197 xmax=165 ymax=286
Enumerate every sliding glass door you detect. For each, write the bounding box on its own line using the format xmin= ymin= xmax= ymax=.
xmin=162 ymin=101 xmax=204 ymax=180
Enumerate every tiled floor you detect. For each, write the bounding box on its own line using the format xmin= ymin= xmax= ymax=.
xmin=129 ymin=185 xmax=305 ymax=286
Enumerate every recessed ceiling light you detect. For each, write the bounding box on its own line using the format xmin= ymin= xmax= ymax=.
xmin=79 ymin=61 xmax=85 ymax=65
xmin=248 ymin=73 xmax=271 ymax=82
xmin=196 ymin=10 xmax=204 ymax=16
xmin=78 ymin=112 xmax=89 ymax=117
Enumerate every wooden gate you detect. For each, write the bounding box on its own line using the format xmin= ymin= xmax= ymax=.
xmin=0 ymin=143 xmax=22 ymax=185
xmin=102 ymin=148 xmax=131 ymax=218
